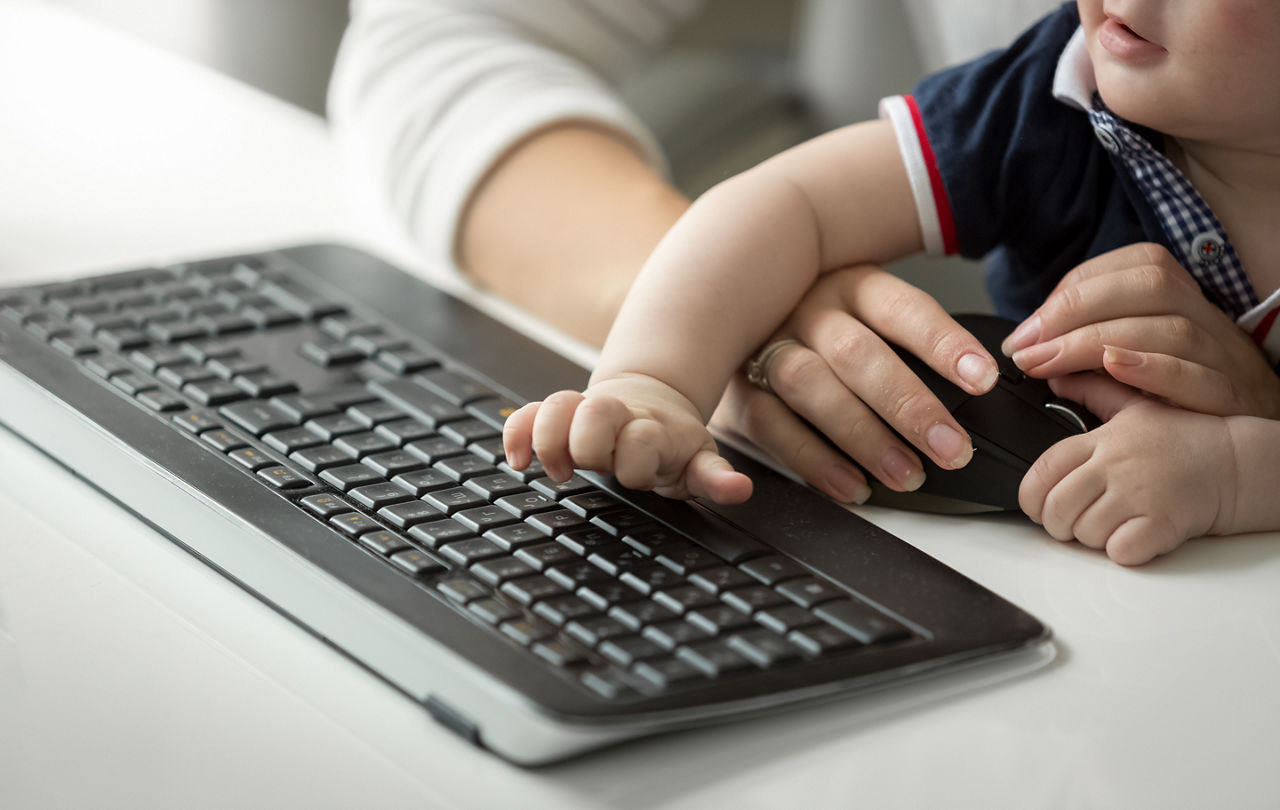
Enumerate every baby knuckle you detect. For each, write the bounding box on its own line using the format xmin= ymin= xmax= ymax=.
xmin=542 ymin=389 xmax=584 ymax=409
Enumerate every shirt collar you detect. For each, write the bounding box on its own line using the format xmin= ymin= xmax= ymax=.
xmin=1051 ymin=26 xmax=1095 ymax=111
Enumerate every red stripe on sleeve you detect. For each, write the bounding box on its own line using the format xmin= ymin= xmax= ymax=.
xmin=904 ymin=95 xmax=958 ymax=255
xmin=1249 ymin=305 xmax=1280 ymax=346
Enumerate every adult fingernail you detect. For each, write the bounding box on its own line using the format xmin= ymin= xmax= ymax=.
xmin=1001 ymin=315 xmax=1041 ymax=356
xmin=927 ymin=423 xmax=972 ymax=468
xmin=826 ymin=464 xmax=871 ymax=504
xmin=957 ymin=352 xmax=998 ymax=392
xmin=881 ymin=447 xmax=926 ymax=491
xmin=1012 ymin=340 xmax=1061 ymax=371
xmin=1103 ymin=344 xmax=1142 ymax=366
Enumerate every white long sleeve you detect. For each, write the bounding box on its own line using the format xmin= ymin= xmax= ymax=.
xmin=328 ymin=0 xmax=701 ymax=283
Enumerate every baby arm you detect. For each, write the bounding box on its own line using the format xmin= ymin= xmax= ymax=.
xmin=504 ymin=120 xmax=928 ymax=501
xmin=1019 ymin=372 xmax=1280 ymax=565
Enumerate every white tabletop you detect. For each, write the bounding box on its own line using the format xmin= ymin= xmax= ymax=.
xmin=2 ymin=3 xmax=1278 ymax=808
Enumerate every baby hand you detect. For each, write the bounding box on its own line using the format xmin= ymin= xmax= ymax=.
xmin=1018 ymin=373 xmax=1237 ymax=565
xmin=503 ymin=374 xmax=753 ymax=504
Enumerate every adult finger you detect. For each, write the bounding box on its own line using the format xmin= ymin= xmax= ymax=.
xmin=713 ymin=375 xmax=873 ymax=503
xmin=1101 ymin=346 xmax=1243 ymax=415
xmin=762 ymin=331 xmax=929 ymax=490
xmin=529 ymin=390 xmax=585 ymax=481
xmin=1003 ymin=244 xmax=1203 ymax=355
xmin=787 ymin=288 xmax=977 ymax=471
xmin=834 ymin=265 xmax=1000 ymax=396
xmin=1011 ymin=314 xmax=1211 ymax=377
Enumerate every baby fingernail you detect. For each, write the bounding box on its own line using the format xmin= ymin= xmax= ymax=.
xmin=1001 ymin=315 xmax=1041 ymax=356
xmin=1012 ymin=340 xmax=1061 ymax=371
xmin=927 ymin=423 xmax=972 ymax=468
xmin=882 ymin=447 xmax=926 ymax=491
xmin=957 ymin=352 xmax=998 ymax=392
xmin=826 ymin=464 xmax=871 ymax=504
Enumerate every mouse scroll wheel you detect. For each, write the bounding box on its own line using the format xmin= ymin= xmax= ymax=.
xmin=1044 ymin=399 xmax=1089 ymax=434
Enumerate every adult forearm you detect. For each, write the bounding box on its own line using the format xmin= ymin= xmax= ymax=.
xmin=459 ymin=124 xmax=690 ymax=347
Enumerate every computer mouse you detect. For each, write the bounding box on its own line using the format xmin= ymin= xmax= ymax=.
xmin=865 ymin=313 xmax=1099 ymax=514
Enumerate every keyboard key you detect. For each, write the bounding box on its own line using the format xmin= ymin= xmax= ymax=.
xmin=136 ymin=390 xmax=187 ymax=412
xmin=422 ymin=486 xmax=487 ymax=515
xmin=528 ymin=474 xmax=594 ymax=499
xmin=374 ymin=417 xmax=435 ymax=445
xmin=811 ymin=600 xmax=911 ymax=645
xmin=598 ymin=636 xmax=667 ymax=668
xmin=469 ymin=556 xmax=536 ymax=587
xmin=348 ymin=330 xmax=409 ymax=356
xmin=776 ymin=577 xmax=847 ymax=609
xmin=545 ymin=561 xmax=610 ymax=590
xmin=591 ymin=508 xmax=653 ymax=536
xmin=499 ymin=575 xmax=567 ymax=605
xmin=347 ymin=400 xmax=406 ymax=427
xmin=500 ymin=617 xmax=557 ymax=646
xmin=786 ymin=625 xmax=862 ymax=656
xmin=206 ymin=356 xmax=266 ymax=380
xmin=220 ymin=400 xmax=295 ymax=436
xmin=437 ymin=577 xmax=490 ymax=604
xmin=564 ymin=616 xmax=631 ymax=647
xmin=110 ymin=373 xmax=158 ymax=396
xmin=632 ymin=657 xmax=703 ymax=689
xmin=463 ymin=472 xmax=528 ymax=500
xmin=83 ymin=355 xmax=134 ymax=379
xmin=720 ymin=585 xmax=789 ymax=614
xmin=675 ymin=641 xmax=754 ymax=677
xmin=619 ymin=563 xmax=683 ymax=595
xmin=469 ymin=597 xmax=523 ymax=626
xmin=300 ymin=493 xmax=353 ymax=519
xmin=561 ymin=491 xmax=622 ymax=517
xmin=269 ymin=392 xmax=337 ymax=421
xmin=300 ymin=338 xmax=363 ymax=367
xmin=155 ymin=363 xmax=216 ymax=388
xmin=333 ymin=431 xmax=398 ymax=458
xmin=642 ymin=620 xmax=712 ymax=651
xmin=403 ymin=436 xmax=467 ymax=464
xmin=376 ymin=500 xmax=441 ymax=530
xmin=526 ymin=509 xmax=587 ymax=536
xmin=406 ymin=519 xmax=476 ymax=549
xmin=319 ymin=463 xmax=385 ymax=492
xmin=414 ymin=368 xmax=494 ymax=406
xmin=576 ymin=580 xmax=643 ymax=611
xmin=201 ymin=428 xmax=248 ymax=453
xmin=390 ymin=468 xmax=454 ymax=496
xmin=585 ymin=544 xmax=650 ymax=576
xmin=685 ymin=605 xmax=754 ymax=636
xmin=434 ymin=455 xmax=497 ymax=482
xmin=754 ymin=605 xmax=822 ymax=635
xmin=227 ymin=447 xmax=273 ymax=471
xmin=466 ymin=436 xmax=507 ymax=464
xmin=358 ymin=530 xmax=411 ymax=556
xmin=726 ymin=629 xmax=803 ymax=668
xmin=653 ymin=585 xmax=719 ymax=615
xmin=621 ymin=525 xmax=685 ymax=555
xmin=494 ymin=492 xmax=558 ymax=519
xmin=348 ymin=482 xmax=414 ymax=511
xmin=531 ymin=638 xmax=589 ymax=668
xmin=497 ymin=459 xmax=546 ymax=483
xmin=654 ymin=543 xmax=721 ymax=575
xmin=688 ymin=566 xmax=755 ymax=594
xmin=362 ymin=450 xmax=425 ymax=478
xmin=233 ymin=372 xmax=297 ymax=399
xmin=329 ymin=512 xmax=383 ymax=538
xmin=374 ymin=347 xmax=440 ymax=375
xmin=607 ymin=599 xmax=677 ymax=630
xmin=257 ymin=465 xmax=311 ymax=490
xmin=514 ymin=542 xmax=578 ymax=571
xmin=389 ymin=548 xmax=446 ymax=577
xmin=290 ymin=444 xmax=353 ymax=473
xmin=739 ymin=555 xmax=809 ymax=586
xmin=453 ymin=505 xmax=518 ymax=533
xmin=438 ymin=418 xmax=500 ymax=445
xmin=532 ymin=595 xmax=599 ymax=626
xmin=368 ymin=378 xmax=467 ymax=428
xmin=262 ymin=426 xmax=324 ymax=454
xmin=439 ymin=537 xmax=505 ymax=566
xmin=306 ymin=413 xmax=365 ymax=441
xmin=483 ymin=523 xmax=547 ymax=551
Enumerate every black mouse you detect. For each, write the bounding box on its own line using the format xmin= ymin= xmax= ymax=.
xmin=866 ymin=313 xmax=1099 ymax=513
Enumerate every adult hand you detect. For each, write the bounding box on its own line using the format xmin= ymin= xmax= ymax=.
xmin=1001 ymin=243 xmax=1280 ymax=418
xmin=711 ymin=264 xmax=1000 ymax=503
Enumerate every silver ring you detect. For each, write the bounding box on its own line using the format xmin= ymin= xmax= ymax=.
xmin=745 ymin=338 xmax=803 ymax=395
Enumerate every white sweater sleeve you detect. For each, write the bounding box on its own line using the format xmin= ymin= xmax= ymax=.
xmin=328 ymin=0 xmax=702 ymax=282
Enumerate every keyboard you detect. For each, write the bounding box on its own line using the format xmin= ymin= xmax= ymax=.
xmin=0 ymin=244 xmax=1050 ymax=764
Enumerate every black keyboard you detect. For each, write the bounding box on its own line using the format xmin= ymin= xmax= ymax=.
xmin=0 ymin=244 xmax=1050 ymax=763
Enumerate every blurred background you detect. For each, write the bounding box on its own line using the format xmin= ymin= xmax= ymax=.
xmin=44 ymin=0 xmax=1060 ymax=313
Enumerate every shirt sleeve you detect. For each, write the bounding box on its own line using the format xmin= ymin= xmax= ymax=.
xmin=327 ymin=0 xmax=701 ymax=283
xmin=878 ymin=4 xmax=1101 ymax=262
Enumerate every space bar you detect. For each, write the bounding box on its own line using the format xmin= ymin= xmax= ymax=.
xmin=368 ymin=378 xmax=467 ymax=428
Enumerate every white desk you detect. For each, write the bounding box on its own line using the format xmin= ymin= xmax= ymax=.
xmin=1 ymin=3 xmax=1277 ymax=808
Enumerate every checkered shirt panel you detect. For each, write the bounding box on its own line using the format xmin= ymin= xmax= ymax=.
xmin=1087 ymin=100 xmax=1258 ymax=320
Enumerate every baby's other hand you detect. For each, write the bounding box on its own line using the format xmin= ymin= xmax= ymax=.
xmin=1018 ymin=373 xmax=1236 ymax=565
xmin=503 ymin=375 xmax=752 ymax=504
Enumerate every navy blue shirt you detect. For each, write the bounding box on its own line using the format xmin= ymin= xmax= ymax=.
xmin=902 ymin=4 xmax=1169 ymax=320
